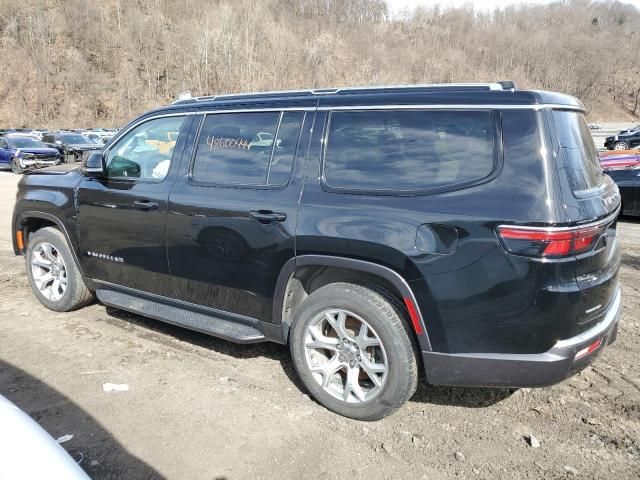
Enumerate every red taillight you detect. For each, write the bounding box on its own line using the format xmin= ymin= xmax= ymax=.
xmin=497 ymin=224 xmax=605 ymax=258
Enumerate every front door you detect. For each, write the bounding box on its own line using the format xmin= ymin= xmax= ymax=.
xmin=166 ymin=108 xmax=313 ymax=322
xmin=77 ymin=115 xmax=191 ymax=297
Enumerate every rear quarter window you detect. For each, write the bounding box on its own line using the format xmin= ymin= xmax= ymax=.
xmin=323 ymin=110 xmax=496 ymax=194
xmin=553 ymin=110 xmax=604 ymax=194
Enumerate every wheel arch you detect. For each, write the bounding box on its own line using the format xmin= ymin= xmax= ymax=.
xmin=14 ymin=211 xmax=84 ymax=275
xmin=273 ymin=255 xmax=431 ymax=351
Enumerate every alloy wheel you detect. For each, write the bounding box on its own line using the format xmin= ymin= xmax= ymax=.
xmin=303 ymin=309 xmax=388 ymax=403
xmin=30 ymin=242 xmax=68 ymax=301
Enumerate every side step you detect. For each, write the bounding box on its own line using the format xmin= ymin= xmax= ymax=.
xmin=96 ymin=288 xmax=266 ymax=343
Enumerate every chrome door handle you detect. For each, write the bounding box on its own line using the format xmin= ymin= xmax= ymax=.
xmin=133 ymin=200 xmax=159 ymax=210
xmin=249 ymin=210 xmax=287 ymax=223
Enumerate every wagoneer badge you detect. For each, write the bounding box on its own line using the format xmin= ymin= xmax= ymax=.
xmin=86 ymin=251 xmax=124 ymax=263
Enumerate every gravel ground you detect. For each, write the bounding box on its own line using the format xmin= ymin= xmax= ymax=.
xmin=0 ymin=170 xmax=638 ymax=479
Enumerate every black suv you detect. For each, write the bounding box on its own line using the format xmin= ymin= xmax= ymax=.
xmin=12 ymin=83 xmax=622 ymax=420
xmin=604 ymin=125 xmax=640 ymax=150
xmin=42 ymin=131 xmax=101 ymax=162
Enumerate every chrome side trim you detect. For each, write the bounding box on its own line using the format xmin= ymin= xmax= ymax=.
xmin=497 ymin=207 xmax=620 ymax=233
xmin=116 ymin=102 xmax=583 ymax=147
xmin=316 ymin=103 xmax=584 ymax=112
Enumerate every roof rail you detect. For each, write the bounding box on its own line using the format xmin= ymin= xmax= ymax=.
xmin=171 ymin=82 xmax=513 ymax=104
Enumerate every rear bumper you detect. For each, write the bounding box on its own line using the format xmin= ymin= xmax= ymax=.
xmin=422 ymin=286 xmax=621 ymax=388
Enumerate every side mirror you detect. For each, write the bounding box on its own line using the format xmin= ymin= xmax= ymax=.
xmin=82 ymin=151 xmax=105 ymax=177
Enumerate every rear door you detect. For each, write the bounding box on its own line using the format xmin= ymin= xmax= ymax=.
xmin=166 ymin=106 xmax=314 ymax=322
xmin=77 ymin=114 xmax=191 ymax=297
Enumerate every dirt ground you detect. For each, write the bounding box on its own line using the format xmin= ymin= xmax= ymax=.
xmin=0 ymin=171 xmax=638 ymax=480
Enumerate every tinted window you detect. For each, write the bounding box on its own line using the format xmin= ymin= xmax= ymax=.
xmin=106 ymin=116 xmax=185 ymax=180
xmin=324 ymin=110 xmax=495 ymax=192
xmin=192 ymin=111 xmax=304 ymax=186
xmin=43 ymin=135 xmax=55 ymax=143
xmin=553 ymin=110 xmax=603 ymax=193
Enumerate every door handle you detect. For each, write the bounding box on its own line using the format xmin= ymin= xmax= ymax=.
xmin=133 ymin=200 xmax=159 ymax=210
xmin=249 ymin=210 xmax=287 ymax=223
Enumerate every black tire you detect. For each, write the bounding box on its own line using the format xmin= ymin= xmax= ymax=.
xmin=289 ymin=282 xmax=419 ymax=421
xmin=613 ymin=141 xmax=629 ymax=150
xmin=25 ymin=227 xmax=94 ymax=312
xmin=11 ymin=158 xmax=23 ymax=174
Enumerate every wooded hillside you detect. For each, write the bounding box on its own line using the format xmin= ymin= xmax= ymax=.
xmin=0 ymin=0 xmax=639 ymax=127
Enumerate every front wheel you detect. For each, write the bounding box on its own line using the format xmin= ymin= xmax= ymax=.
xmin=11 ymin=158 xmax=23 ymax=174
xmin=290 ymin=282 xmax=419 ymax=420
xmin=25 ymin=227 xmax=94 ymax=312
xmin=613 ymin=141 xmax=629 ymax=150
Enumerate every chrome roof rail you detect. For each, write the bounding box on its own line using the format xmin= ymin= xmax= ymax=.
xmin=171 ymin=82 xmax=515 ymax=104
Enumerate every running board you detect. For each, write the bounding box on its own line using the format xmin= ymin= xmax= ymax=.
xmin=96 ymin=288 xmax=267 ymax=343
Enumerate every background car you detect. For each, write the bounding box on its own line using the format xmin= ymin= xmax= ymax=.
xmin=600 ymin=152 xmax=640 ymax=216
xmin=0 ymin=134 xmax=62 ymax=173
xmin=605 ymin=125 xmax=640 ymax=150
xmin=588 ymin=123 xmax=602 ymax=130
xmin=42 ymin=131 xmax=101 ymax=162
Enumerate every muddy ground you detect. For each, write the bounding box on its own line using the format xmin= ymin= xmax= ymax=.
xmin=0 ymin=170 xmax=638 ymax=479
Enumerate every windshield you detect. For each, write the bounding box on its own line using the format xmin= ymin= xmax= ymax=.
xmin=8 ymin=137 xmax=44 ymax=148
xmin=60 ymin=133 xmax=89 ymax=144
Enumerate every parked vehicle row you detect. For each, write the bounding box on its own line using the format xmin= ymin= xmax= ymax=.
xmin=0 ymin=130 xmax=107 ymax=173
xmin=0 ymin=135 xmax=62 ymax=173
xmin=12 ymin=82 xmax=622 ymax=420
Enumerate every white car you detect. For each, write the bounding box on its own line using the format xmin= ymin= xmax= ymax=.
xmin=0 ymin=395 xmax=89 ymax=479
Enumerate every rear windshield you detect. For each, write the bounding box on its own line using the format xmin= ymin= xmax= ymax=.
xmin=553 ymin=110 xmax=603 ymax=193
xmin=323 ymin=110 xmax=495 ymax=193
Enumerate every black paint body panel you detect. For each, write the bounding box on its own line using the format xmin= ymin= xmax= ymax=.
xmin=12 ymin=86 xmax=622 ymax=388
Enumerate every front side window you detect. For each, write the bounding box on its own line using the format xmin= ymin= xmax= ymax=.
xmin=323 ymin=110 xmax=495 ymax=193
xmin=106 ymin=116 xmax=185 ymax=180
xmin=192 ymin=111 xmax=304 ymax=186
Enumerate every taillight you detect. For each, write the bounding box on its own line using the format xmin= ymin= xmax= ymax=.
xmin=497 ymin=224 xmax=606 ymax=258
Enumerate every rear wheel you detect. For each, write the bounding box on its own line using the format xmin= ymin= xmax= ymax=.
xmin=25 ymin=227 xmax=94 ymax=312
xmin=290 ymin=282 xmax=418 ymax=420
xmin=613 ymin=141 xmax=629 ymax=150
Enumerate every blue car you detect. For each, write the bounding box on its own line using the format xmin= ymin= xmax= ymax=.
xmin=0 ymin=135 xmax=62 ymax=174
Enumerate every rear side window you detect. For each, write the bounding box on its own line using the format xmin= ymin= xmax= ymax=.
xmin=323 ymin=110 xmax=495 ymax=193
xmin=192 ymin=111 xmax=304 ymax=187
xmin=553 ymin=110 xmax=603 ymax=193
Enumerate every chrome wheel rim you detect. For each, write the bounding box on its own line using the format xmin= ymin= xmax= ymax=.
xmin=303 ymin=309 xmax=388 ymax=404
xmin=614 ymin=143 xmax=627 ymax=150
xmin=31 ymin=242 xmax=67 ymax=301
